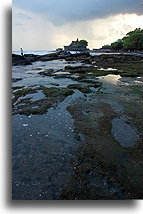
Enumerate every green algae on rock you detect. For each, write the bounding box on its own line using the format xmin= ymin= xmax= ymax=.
xmin=67 ymin=84 xmax=92 ymax=93
xmin=12 ymin=86 xmax=74 ymax=116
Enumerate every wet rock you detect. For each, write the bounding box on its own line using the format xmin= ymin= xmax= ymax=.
xmin=92 ymin=54 xmax=143 ymax=67
xmin=65 ymin=52 xmax=90 ymax=62
xmin=37 ymin=51 xmax=74 ymax=62
xmin=12 ymin=54 xmax=32 ymax=66
xmin=38 ymin=51 xmax=64 ymax=61
xmin=12 ymin=86 xmax=74 ymax=115
xmin=23 ymin=54 xmax=39 ymax=62
xmin=38 ymin=69 xmax=54 ymax=76
xmin=74 ymin=135 xmax=81 ymax=141
xmin=58 ymin=51 xmax=72 ymax=58
xmin=78 ymin=79 xmax=102 ymax=88
xmin=67 ymin=84 xmax=92 ymax=93
xmin=12 ymin=77 xmax=23 ymax=82
xmin=65 ymin=65 xmax=93 ymax=73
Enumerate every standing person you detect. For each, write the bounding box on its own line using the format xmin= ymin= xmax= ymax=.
xmin=20 ymin=48 xmax=23 ymax=56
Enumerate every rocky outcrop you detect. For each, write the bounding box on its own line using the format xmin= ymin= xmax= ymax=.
xmin=38 ymin=51 xmax=64 ymax=61
xmin=12 ymin=52 xmax=143 ymax=67
xmin=12 ymin=54 xmax=32 ymax=66
xmin=23 ymin=54 xmax=39 ymax=62
xmin=65 ymin=65 xmax=94 ymax=73
xmin=91 ymin=54 xmax=143 ymax=66
xmin=38 ymin=51 xmax=90 ymax=61
xmin=65 ymin=52 xmax=91 ymax=62
xmin=12 ymin=51 xmax=92 ymax=66
xmin=64 ymin=38 xmax=88 ymax=52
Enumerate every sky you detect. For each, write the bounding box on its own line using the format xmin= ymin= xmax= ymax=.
xmin=12 ymin=0 xmax=143 ymax=51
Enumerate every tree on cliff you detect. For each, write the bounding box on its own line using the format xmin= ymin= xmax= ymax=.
xmin=101 ymin=40 xmax=123 ymax=51
xmin=122 ymin=28 xmax=143 ymax=50
xmin=101 ymin=28 xmax=143 ymax=51
xmin=111 ymin=39 xmax=123 ymax=51
xmin=77 ymin=40 xmax=88 ymax=47
xmin=101 ymin=45 xmax=112 ymax=49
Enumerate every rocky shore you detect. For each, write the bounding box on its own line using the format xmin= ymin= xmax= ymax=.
xmin=12 ymin=50 xmax=143 ymax=199
xmin=12 ymin=51 xmax=90 ymax=66
xmin=12 ymin=51 xmax=143 ymax=66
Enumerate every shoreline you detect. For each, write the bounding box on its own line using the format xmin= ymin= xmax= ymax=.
xmin=12 ymin=48 xmax=143 ymax=199
xmin=12 ymin=50 xmax=143 ymax=56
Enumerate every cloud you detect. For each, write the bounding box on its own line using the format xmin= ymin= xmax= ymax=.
xmin=12 ymin=5 xmax=143 ymax=51
xmin=16 ymin=13 xmax=32 ymax=20
xmin=13 ymin=0 xmax=142 ymax=25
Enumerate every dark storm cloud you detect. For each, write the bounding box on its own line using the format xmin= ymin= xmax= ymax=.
xmin=13 ymin=0 xmax=142 ymax=25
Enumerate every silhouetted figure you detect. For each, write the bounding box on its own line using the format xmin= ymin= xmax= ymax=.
xmin=20 ymin=48 xmax=23 ymax=56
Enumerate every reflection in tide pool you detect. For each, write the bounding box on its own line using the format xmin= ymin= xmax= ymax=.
xmin=12 ymin=60 xmax=82 ymax=88
xmin=98 ymin=74 xmax=121 ymax=85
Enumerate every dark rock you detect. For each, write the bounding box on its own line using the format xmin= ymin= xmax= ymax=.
xmin=12 ymin=77 xmax=23 ymax=82
xmin=24 ymin=54 xmax=39 ymax=62
xmin=65 ymin=52 xmax=90 ymax=62
xmin=65 ymin=65 xmax=93 ymax=73
xmin=58 ymin=51 xmax=72 ymax=58
xmin=38 ymin=51 xmax=90 ymax=62
xmin=38 ymin=52 xmax=61 ymax=61
xmin=12 ymin=51 xmax=91 ymax=65
xmin=38 ymin=51 xmax=73 ymax=61
xmin=65 ymin=65 xmax=84 ymax=70
xmin=67 ymin=84 xmax=92 ymax=93
xmin=12 ymin=54 xmax=32 ymax=66
xmin=92 ymin=54 xmax=143 ymax=67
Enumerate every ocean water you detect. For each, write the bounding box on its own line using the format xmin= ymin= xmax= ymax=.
xmin=12 ymin=50 xmax=84 ymax=55
xmin=12 ymin=50 xmax=143 ymax=56
xmin=12 ymin=50 xmax=56 ymax=56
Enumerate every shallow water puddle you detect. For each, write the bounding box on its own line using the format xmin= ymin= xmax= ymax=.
xmin=111 ymin=117 xmax=140 ymax=147
xmin=12 ymin=59 xmax=83 ymax=87
xmin=54 ymin=71 xmax=71 ymax=75
xmin=98 ymin=74 xmax=124 ymax=94
xmin=99 ymin=74 xmax=121 ymax=85
xmin=98 ymin=68 xmax=117 ymax=71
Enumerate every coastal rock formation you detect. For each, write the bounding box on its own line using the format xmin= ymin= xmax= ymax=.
xmin=12 ymin=54 xmax=32 ymax=66
xmin=12 ymin=52 xmax=143 ymax=68
xmin=64 ymin=38 xmax=88 ymax=52
xmin=12 ymin=51 xmax=91 ymax=65
xmin=38 ymin=51 xmax=65 ymax=61
xmin=91 ymin=54 xmax=143 ymax=66
xmin=23 ymin=54 xmax=39 ymax=62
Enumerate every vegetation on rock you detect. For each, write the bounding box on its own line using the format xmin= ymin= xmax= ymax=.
xmin=102 ymin=28 xmax=143 ymax=51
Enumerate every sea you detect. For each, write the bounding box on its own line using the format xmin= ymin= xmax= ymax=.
xmin=12 ymin=50 xmax=56 ymax=56
xmin=12 ymin=50 xmax=143 ymax=56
